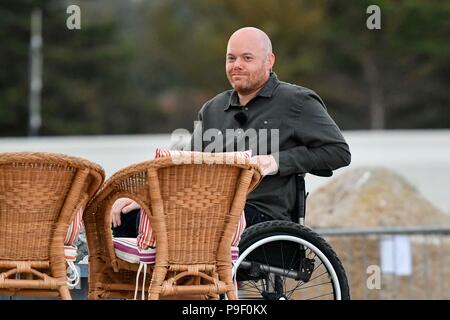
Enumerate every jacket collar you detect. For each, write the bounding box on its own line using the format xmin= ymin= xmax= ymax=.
xmin=225 ymin=72 xmax=279 ymax=110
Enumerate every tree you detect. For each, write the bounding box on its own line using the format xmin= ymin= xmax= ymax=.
xmin=2 ymin=0 xmax=448 ymax=136
xmin=0 ymin=0 xmax=161 ymax=136
xmin=322 ymin=0 xmax=450 ymax=129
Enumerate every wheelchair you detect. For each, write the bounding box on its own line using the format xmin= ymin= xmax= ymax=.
xmin=233 ymin=170 xmax=351 ymax=300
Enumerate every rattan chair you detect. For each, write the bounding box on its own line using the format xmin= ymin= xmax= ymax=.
xmin=0 ymin=152 xmax=104 ymax=299
xmin=84 ymin=153 xmax=261 ymax=300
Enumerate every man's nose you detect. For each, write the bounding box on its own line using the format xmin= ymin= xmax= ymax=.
xmin=233 ymin=58 xmax=243 ymax=70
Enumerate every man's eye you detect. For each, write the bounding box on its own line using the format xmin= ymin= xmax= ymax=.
xmin=227 ymin=57 xmax=235 ymax=61
xmin=244 ymin=56 xmax=253 ymax=61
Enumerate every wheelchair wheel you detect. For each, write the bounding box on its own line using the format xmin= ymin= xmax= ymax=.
xmin=233 ymin=221 xmax=350 ymax=300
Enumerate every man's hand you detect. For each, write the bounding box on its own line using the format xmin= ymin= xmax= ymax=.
xmin=249 ymin=155 xmax=278 ymax=176
xmin=111 ymin=198 xmax=141 ymax=228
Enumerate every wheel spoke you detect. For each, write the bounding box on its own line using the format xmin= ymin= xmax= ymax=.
xmin=236 ymin=224 xmax=349 ymax=300
xmin=306 ymin=292 xmax=335 ymax=300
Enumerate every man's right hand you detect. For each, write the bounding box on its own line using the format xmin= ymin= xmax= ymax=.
xmin=250 ymin=155 xmax=278 ymax=176
xmin=111 ymin=197 xmax=141 ymax=228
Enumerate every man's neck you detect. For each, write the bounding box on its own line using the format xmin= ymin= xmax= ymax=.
xmin=237 ymin=82 xmax=266 ymax=106
xmin=238 ymin=91 xmax=258 ymax=106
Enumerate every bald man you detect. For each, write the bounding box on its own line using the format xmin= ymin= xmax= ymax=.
xmin=111 ymin=28 xmax=351 ymax=232
xmin=189 ymin=27 xmax=351 ymax=226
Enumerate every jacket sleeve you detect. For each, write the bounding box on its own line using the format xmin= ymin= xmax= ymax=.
xmin=275 ymin=91 xmax=351 ymax=176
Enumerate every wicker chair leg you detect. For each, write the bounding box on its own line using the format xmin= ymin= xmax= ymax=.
xmin=88 ymin=292 xmax=98 ymax=300
xmin=216 ymin=266 xmax=237 ymax=300
xmin=226 ymin=288 xmax=237 ymax=300
xmin=148 ymin=292 xmax=159 ymax=300
xmin=147 ymin=266 xmax=168 ymax=300
xmin=88 ymin=285 xmax=105 ymax=300
xmin=59 ymin=285 xmax=72 ymax=300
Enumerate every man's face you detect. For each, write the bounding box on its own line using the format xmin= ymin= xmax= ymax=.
xmin=226 ymin=34 xmax=272 ymax=95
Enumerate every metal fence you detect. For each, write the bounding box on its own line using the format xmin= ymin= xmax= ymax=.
xmin=317 ymin=225 xmax=450 ymax=300
xmin=2 ymin=225 xmax=449 ymax=300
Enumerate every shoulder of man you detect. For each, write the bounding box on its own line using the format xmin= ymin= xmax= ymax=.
xmin=276 ymin=80 xmax=327 ymax=110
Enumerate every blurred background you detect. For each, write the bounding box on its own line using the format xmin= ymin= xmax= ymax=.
xmin=0 ymin=0 xmax=449 ymax=299
xmin=1 ymin=0 xmax=449 ymax=136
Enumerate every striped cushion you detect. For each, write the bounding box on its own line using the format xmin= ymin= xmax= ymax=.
xmin=231 ymin=213 xmax=246 ymax=246
xmin=155 ymin=148 xmax=252 ymax=165
xmin=62 ymin=207 xmax=85 ymax=288
xmin=114 ymin=237 xmax=239 ymax=264
xmin=64 ymin=245 xmax=78 ymax=262
xmin=65 ymin=207 xmax=83 ymax=246
xmin=136 ymin=148 xmax=249 ymax=250
xmin=63 ymin=206 xmax=84 ymax=262
xmin=136 ymin=209 xmax=156 ymax=248
xmin=113 ymin=238 xmax=156 ymax=264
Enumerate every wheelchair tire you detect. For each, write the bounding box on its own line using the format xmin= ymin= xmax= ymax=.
xmin=234 ymin=220 xmax=350 ymax=300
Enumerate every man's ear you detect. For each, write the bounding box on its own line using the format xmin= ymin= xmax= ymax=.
xmin=267 ymin=52 xmax=275 ymax=71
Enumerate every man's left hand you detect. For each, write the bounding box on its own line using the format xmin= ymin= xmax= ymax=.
xmin=249 ymin=155 xmax=278 ymax=176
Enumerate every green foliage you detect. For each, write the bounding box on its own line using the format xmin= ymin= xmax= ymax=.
xmin=1 ymin=0 xmax=448 ymax=136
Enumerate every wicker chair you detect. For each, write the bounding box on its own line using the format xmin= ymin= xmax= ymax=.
xmin=0 ymin=152 xmax=104 ymax=299
xmin=84 ymin=153 xmax=261 ymax=300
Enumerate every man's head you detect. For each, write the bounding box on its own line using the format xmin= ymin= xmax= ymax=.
xmin=226 ymin=27 xmax=275 ymax=95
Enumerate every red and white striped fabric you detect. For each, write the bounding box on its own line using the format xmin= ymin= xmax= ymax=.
xmin=64 ymin=207 xmax=84 ymax=289
xmin=136 ymin=148 xmax=250 ymax=250
xmin=63 ymin=206 xmax=84 ymax=260
xmin=155 ymin=148 xmax=252 ymax=165
xmin=113 ymin=237 xmax=240 ymax=300
xmin=64 ymin=245 xmax=78 ymax=262
xmin=136 ymin=209 xmax=156 ymax=248
xmin=231 ymin=213 xmax=246 ymax=246
xmin=115 ymin=237 xmax=240 ymax=265
xmin=65 ymin=206 xmax=83 ymax=246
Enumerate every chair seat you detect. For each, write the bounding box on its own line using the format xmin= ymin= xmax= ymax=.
xmin=64 ymin=245 xmax=78 ymax=262
xmin=113 ymin=238 xmax=239 ymax=264
xmin=113 ymin=238 xmax=156 ymax=264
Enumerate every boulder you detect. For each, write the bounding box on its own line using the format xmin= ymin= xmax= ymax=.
xmin=307 ymin=167 xmax=450 ymax=228
xmin=306 ymin=167 xmax=450 ymax=299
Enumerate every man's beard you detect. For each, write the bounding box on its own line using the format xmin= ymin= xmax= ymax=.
xmin=228 ymin=69 xmax=267 ymax=95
